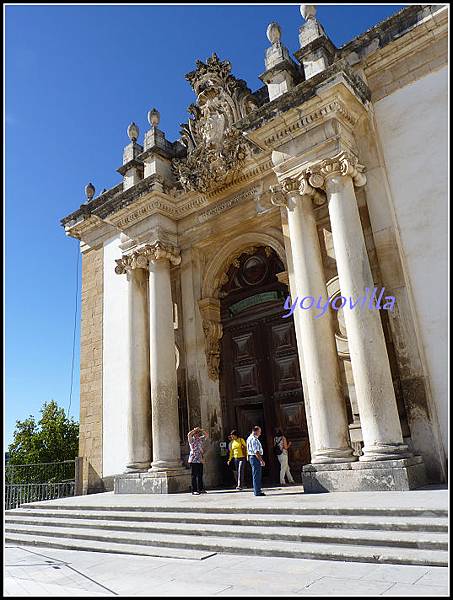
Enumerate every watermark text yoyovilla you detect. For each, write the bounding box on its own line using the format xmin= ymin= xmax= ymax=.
xmin=282 ymin=287 xmax=396 ymax=319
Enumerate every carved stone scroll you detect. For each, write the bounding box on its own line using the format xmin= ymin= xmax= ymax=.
xmin=198 ymin=297 xmax=223 ymax=381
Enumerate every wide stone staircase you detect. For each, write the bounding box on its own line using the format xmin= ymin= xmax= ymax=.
xmin=5 ymin=500 xmax=448 ymax=566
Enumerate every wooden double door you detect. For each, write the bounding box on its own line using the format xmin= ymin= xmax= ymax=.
xmin=220 ymin=307 xmax=311 ymax=484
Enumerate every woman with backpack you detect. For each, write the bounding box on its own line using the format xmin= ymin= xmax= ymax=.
xmin=273 ymin=428 xmax=295 ymax=486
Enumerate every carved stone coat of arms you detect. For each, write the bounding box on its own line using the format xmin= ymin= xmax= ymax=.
xmin=172 ymin=53 xmax=259 ymax=194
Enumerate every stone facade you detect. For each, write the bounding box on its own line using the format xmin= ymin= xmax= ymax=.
xmin=79 ymin=247 xmax=104 ymax=493
xmin=62 ymin=4 xmax=448 ymax=494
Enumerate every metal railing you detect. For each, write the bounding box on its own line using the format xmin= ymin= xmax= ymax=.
xmin=5 ymin=459 xmax=78 ymax=509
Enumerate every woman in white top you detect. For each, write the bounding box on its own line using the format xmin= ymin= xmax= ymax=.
xmin=274 ymin=428 xmax=295 ymax=486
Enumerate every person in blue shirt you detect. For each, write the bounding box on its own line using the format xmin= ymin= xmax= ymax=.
xmin=246 ymin=426 xmax=266 ymax=496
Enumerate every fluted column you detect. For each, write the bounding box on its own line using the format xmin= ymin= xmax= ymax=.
xmin=115 ymin=253 xmax=151 ymax=471
xmin=271 ymin=177 xmax=355 ymax=464
xmin=309 ymin=151 xmax=411 ymax=461
xmin=145 ymin=242 xmax=183 ymax=471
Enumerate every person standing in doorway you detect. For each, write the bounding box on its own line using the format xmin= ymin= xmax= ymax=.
xmin=274 ymin=428 xmax=295 ymax=486
xmin=187 ymin=427 xmax=209 ymax=495
xmin=247 ymin=426 xmax=266 ymax=496
xmin=227 ymin=430 xmax=247 ymax=490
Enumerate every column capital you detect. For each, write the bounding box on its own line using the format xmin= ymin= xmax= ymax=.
xmin=115 ymin=242 xmax=181 ymax=274
xmin=307 ymin=151 xmax=367 ymax=189
xmin=143 ymin=241 xmax=181 ymax=266
xmin=270 ymin=174 xmax=325 ymax=208
xmin=115 ymin=251 xmax=149 ymax=275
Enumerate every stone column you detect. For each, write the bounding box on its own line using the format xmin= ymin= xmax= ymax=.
xmin=310 ymin=151 xmax=411 ymax=461
xmin=146 ymin=242 xmax=183 ymax=471
xmin=114 ymin=253 xmax=151 ymax=472
xmin=271 ymin=177 xmax=355 ymax=464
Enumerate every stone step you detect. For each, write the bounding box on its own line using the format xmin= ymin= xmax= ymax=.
xmin=4 ymin=517 xmax=448 ymax=550
xmin=20 ymin=501 xmax=447 ymax=518
xmin=4 ymin=533 xmax=215 ymax=560
xmin=5 ymin=524 xmax=447 ymax=566
xmin=5 ymin=508 xmax=447 ymax=532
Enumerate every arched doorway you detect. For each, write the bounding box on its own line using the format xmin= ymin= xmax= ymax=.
xmin=219 ymin=245 xmax=311 ymax=484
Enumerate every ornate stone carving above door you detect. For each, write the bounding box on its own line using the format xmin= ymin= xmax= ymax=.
xmin=173 ymin=53 xmax=259 ymax=194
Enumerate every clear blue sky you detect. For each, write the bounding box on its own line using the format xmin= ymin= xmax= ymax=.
xmin=5 ymin=3 xmax=405 ymax=449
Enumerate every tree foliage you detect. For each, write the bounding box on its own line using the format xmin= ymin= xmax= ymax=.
xmin=7 ymin=400 xmax=79 ymax=477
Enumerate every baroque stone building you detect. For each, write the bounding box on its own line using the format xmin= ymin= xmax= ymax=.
xmin=61 ymin=4 xmax=448 ymax=494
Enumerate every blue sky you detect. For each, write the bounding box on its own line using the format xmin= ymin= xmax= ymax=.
xmin=5 ymin=3 xmax=405 ymax=449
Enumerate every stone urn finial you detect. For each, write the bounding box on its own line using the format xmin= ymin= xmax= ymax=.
xmin=300 ymin=4 xmax=317 ymax=21
xmin=266 ymin=22 xmax=281 ymax=45
xmin=148 ymin=108 xmax=160 ymax=128
xmin=85 ymin=182 xmax=95 ymax=201
xmin=127 ymin=122 xmax=139 ymax=142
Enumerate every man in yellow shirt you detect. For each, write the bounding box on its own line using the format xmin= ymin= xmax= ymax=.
xmin=227 ymin=430 xmax=247 ymax=490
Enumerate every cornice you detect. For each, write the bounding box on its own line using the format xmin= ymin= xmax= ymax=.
xmin=340 ymin=5 xmax=446 ymax=66
xmin=237 ymin=61 xmax=369 ymax=136
xmin=237 ymin=63 xmax=370 ymax=151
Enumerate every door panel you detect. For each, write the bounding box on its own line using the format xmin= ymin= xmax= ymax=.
xmin=221 ymin=312 xmax=310 ymax=484
xmin=219 ymin=246 xmax=310 ymax=485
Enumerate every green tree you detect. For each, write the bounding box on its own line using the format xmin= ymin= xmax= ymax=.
xmin=7 ymin=400 xmax=79 ymax=483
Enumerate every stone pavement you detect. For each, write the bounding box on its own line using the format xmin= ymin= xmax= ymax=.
xmin=4 ymin=544 xmax=449 ymax=596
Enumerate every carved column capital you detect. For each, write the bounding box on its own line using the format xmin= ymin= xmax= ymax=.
xmin=308 ymin=151 xmax=367 ymax=189
xmin=270 ymin=182 xmax=289 ymax=208
xmin=270 ymin=174 xmax=326 ymax=209
xmin=143 ymin=241 xmax=181 ymax=266
xmin=115 ymin=250 xmax=149 ymax=275
xmin=115 ymin=242 xmax=181 ymax=275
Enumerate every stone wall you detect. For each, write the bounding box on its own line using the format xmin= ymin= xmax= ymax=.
xmin=79 ymin=246 xmax=104 ymax=493
xmin=372 ymin=67 xmax=448 ymax=479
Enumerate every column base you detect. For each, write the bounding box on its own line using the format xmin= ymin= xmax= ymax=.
xmin=311 ymin=448 xmax=358 ymax=464
xmin=360 ymin=443 xmax=412 ymax=461
xmin=124 ymin=467 xmax=149 ymax=474
xmin=302 ymin=455 xmax=427 ymax=493
xmin=149 ymin=460 xmax=182 ymax=471
xmin=124 ymin=461 xmax=151 ymax=473
xmin=114 ymin=468 xmax=191 ymax=494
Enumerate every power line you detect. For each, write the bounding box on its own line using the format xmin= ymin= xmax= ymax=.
xmin=67 ymin=245 xmax=80 ymax=418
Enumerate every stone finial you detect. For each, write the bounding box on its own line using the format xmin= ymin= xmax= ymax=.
xmin=266 ymin=22 xmax=281 ymax=45
xmin=262 ymin=21 xmax=299 ymax=101
xmin=296 ymin=3 xmax=335 ymax=79
xmin=148 ymin=108 xmax=160 ymax=128
xmin=300 ymin=4 xmax=316 ymax=21
xmin=127 ymin=122 xmax=139 ymax=142
xmin=85 ymin=182 xmax=95 ymax=201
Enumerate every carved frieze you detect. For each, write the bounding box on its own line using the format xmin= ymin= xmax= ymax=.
xmin=173 ymin=53 xmax=259 ymax=194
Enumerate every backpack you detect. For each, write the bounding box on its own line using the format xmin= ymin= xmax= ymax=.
xmin=273 ymin=436 xmax=283 ymax=456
